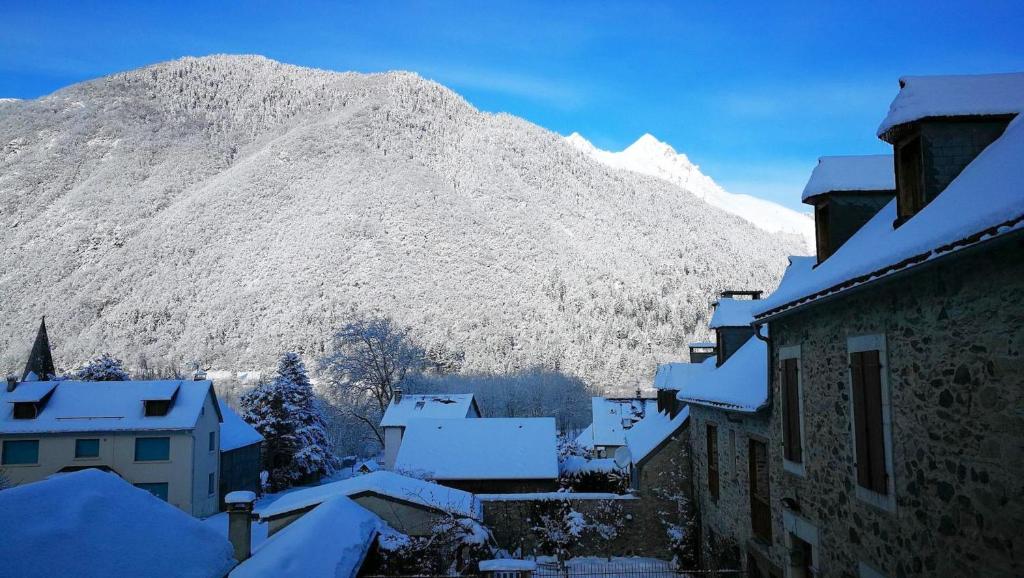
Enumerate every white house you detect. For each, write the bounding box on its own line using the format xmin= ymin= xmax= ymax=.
xmin=0 ymin=378 xmax=224 ymax=517
xmin=379 ymin=392 xmax=480 ymax=469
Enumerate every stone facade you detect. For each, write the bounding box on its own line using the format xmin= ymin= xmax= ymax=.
xmin=689 ymin=404 xmax=783 ymax=576
xmin=764 ymin=236 xmax=1024 ymax=577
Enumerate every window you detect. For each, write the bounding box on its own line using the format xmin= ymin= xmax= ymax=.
xmin=75 ymin=438 xmax=100 ymax=459
xmin=783 ymin=511 xmax=820 ymax=578
xmin=895 ymin=135 xmax=923 ymax=225
xmin=134 ymin=437 xmax=170 ymax=461
xmin=780 ymin=350 xmax=804 ymax=472
xmin=706 ymin=424 xmax=719 ymax=501
xmin=12 ymin=403 xmax=39 ymax=420
xmin=749 ymin=439 xmax=771 ymax=541
xmin=144 ymin=399 xmax=171 ymax=417
xmin=848 ymin=334 xmax=895 ymax=511
xmin=1 ymin=440 xmax=39 ymax=465
xmin=134 ymin=482 xmax=169 ymax=501
xmin=208 ymin=472 xmax=215 ymax=495
xmin=814 ymin=202 xmax=831 ymax=262
xmin=208 ymin=431 xmax=216 ymax=452
xmin=851 ymin=350 xmax=887 ymax=493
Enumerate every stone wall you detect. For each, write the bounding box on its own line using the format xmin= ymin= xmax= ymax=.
xmin=688 ymin=404 xmax=783 ymax=575
xmin=766 ymin=236 xmax=1024 ymax=577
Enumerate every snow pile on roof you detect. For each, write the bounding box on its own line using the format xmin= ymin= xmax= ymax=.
xmin=624 ymin=405 xmax=690 ymax=464
xmin=258 ymin=470 xmax=482 ymax=520
xmin=677 ymin=337 xmax=767 ymax=412
xmin=653 ymin=359 xmax=715 ymax=391
xmin=232 ymin=496 xmax=379 ymax=578
xmin=380 ymin=393 xmax=476 ymax=427
xmin=0 ymin=470 xmax=235 ymax=578
xmin=395 ymin=418 xmax=559 ymax=480
xmin=709 ymin=298 xmax=759 ymax=328
xmin=757 ymin=117 xmax=1024 ymax=318
xmin=560 ymin=456 xmax=622 ymax=476
xmin=0 ymin=380 xmax=218 ymax=434
xmin=801 ymin=155 xmax=894 ymax=202
xmin=219 ymin=401 xmax=264 ymax=451
xmin=878 ymin=73 xmax=1024 ymax=137
xmin=587 ymin=398 xmax=653 ymax=446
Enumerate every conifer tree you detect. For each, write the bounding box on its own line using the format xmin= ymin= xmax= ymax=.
xmin=74 ymin=353 xmax=130 ymax=381
xmin=240 ymin=352 xmax=337 ymax=491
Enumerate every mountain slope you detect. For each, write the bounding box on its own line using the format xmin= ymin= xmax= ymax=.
xmin=566 ymin=132 xmax=815 ymax=250
xmin=0 ymin=55 xmax=802 ymax=390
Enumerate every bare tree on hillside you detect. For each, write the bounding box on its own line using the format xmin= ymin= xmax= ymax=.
xmin=318 ymin=316 xmax=426 ymax=445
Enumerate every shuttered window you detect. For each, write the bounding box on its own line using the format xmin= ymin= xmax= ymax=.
xmin=707 ymin=424 xmax=719 ymax=501
xmin=850 ymin=350 xmax=887 ymax=494
xmin=749 ymin=439 xmax=771 ymax=541
xmin=781 ymin=358 xmax=803 ymax=463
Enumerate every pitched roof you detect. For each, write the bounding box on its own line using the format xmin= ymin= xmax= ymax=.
xmin=394 ymin=418 xmax=559 ymax=480
xmin=756 ymin=116 xmax=1024 ymax=320
xmin=380 ymin=393 xmax=477 ymax=427
xmin=219 ymin=401 xmax=264 ymax=451
xmin=0 ymin=470 xmax=235 ymax=578
xmin=677 ymin=336 xmax=768 ymax=413
xmin=21 ymin=318 xmax=55 ymax=381
xmin=653 ymin=359 xmax=715 ymax=391
xmin=232 ymin=497 xmax=380 ymax=578
xmin=878 ymin=72 xmax=1024 ymax=139
xmin=0 ymin=379 xmax=220 ymax=434
xmin=801 ymin=155 xmax=894 ymax=202
xmin=584 ymin=397 xmax=654 ymax=447
xmin=624 ymin=405 xmax=690 ymax=464
xmin=258 ymin=470 xmax=482 ymax=520
xmin=708 ymin=297 xmax=759 ymax=328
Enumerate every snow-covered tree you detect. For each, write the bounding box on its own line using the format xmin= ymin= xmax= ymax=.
xmin=74 ymin=354 xmax=130 ymax=381
xmin=318 ymin=316 xmax=426 ymax=445
xmin=240 ymin=352 xmax=337 ymax=491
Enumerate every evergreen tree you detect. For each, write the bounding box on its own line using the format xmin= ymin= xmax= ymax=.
xmin=240 ymin=352 xmax=337 ymax=491
xmin=75 ymin=353 xmax=130 ymax=381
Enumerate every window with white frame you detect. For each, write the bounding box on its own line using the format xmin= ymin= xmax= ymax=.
xmin=847 ymin=334 xmax=896 ymax=512
xmin=780 ymin=345 xmax=805 ymax=476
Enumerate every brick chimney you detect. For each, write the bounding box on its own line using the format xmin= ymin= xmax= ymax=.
xmin=225 ymin=491 xmax=257 ymax=562
xmin=6 ymin=374 xmax=16 ymax=393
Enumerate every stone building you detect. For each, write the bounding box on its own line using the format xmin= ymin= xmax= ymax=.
xmin=751 ymin=73 xmax=1024 ymax=577
xmin=676 ymin=290 xmax=780 ymax=576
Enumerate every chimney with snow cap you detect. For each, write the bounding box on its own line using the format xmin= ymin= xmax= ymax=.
xmin=6 ymin=375 xmax=16 ymax=392
xmin=225 ymin=491 xmax=257 ymax=562
xmin=394 ymin=388 xmax=403 ymax=404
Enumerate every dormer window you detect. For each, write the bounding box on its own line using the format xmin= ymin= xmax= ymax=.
xmin=141 ymin=383 xmax=180 ymax=417
xmin=144 ymin=399 xmax=172 ymax=417
xmin=894 ymin=134 xmax=924 ymax=226
xmin=814 ymin=202 xmax=831 ymax=261
xmin=13 ymin=402 xmax=40 ymax=419
xmin=7 ymin=382 xmax=57 ymax=420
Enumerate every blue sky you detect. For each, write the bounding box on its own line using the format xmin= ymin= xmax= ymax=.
xmin=2 ymin=1 xmax=1022 ymax=209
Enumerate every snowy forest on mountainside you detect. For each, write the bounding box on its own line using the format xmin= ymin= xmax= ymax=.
xmin=0 ymin=55 xmax=806 ymax=393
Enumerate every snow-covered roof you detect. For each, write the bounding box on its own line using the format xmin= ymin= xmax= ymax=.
xmin=380 ymin=393 xmax=477 ymax=428
xmin=394 ymin=418 xmax=559 ymax=480
xmin=677 ymin=337 xmax=767 ymax=413
xmin=878 ymin=72 xmax=1024 ymax=138
xmin=586 ymin=397 xmax=653 ymax=447
xmin=574 ymin=424 xmax=594 ymax=448
xmin=219 ymin=401 xmax=264 ymax=451
xmin=624 ymin=405 xmax=690 ymax=464
xmin=258 ymin=470 xmax=482 ymax=520
xmin=232 ymin=497 xmax=380 ymax=578
xmin=708 ymin=297 xmax=759 ymax=328
xmin=560 ymin=456 xmax=621 ymax=476
xmin=0 ymin=380 xmax=220 ymax=434
xmin=801 ymin=155 xmax=894 ymax=202
xmin=0 ymin=470 xmax=235 ymax=578
xmin=653 ymin=359 xmax=715 ymax=391
xmin=756 ymin=116 xmax=1024 ymax=320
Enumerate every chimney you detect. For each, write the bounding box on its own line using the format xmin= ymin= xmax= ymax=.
xmin=6 ymin=374 xmax=17 ymax=393
xmin=394 ymin=388 xmax=403 ymax=404
xmin=225 ymin=491 xmax=256 ymax=562
xmin=193 ymin=368 xmax=207 ymax=381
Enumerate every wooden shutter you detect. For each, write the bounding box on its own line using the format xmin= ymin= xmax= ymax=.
xmin=707 ymin=424 xmax=719 ymax=501
xmin=851 ymin=350 xmax=887 ymax=493
xmin=782 ymin=358 xmax=802 ymax=463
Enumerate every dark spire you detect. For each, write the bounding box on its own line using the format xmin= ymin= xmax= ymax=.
xmin=22 ymin=317 xmax=56 ymax=382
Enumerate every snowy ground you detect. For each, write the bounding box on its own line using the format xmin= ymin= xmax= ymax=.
xmin=533 ymin=556 xmax=677 ymax=576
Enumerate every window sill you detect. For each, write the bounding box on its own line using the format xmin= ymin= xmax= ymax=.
xmin=0 ymin=462 xmax=39 ymax=468
xmin=134 ymin=459 xmax=172 ymax=464
xmin=855 ymin=484 xmax=896 ymax=513
xmin=783 ymin=459 xmax=806 ymax=477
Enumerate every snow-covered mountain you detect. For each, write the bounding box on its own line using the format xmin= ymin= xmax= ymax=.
xmin=566 ymin=132 xmax=815 ymax=250
xmin=0 ymin=55 xmax=804 ymax=390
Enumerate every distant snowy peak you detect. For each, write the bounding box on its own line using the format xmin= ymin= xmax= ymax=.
xmin=565 ymin=133 xmax=815 ymax=251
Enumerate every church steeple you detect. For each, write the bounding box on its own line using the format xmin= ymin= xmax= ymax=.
xmin=22 ymin=317 xmax=56 ymax=382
